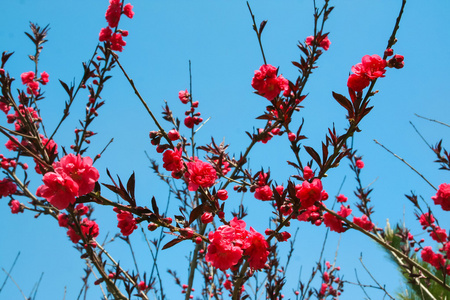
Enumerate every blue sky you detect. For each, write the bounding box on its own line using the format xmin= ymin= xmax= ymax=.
xmin=1 ymin=0 xmax=450 ymax=299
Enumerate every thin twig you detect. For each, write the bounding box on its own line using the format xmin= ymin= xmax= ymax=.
xmin=415 ymin=113 xmax=450 ymax=128
xmin=1 ymin=268 xmax=27 ymax=300
xmin=359 ymin=254 xmax=395 ymax=300
xmin=409 ymin=121 xmax=432 ymax=149
xmin=0 ymin=251 xmax=20 ymax=293
xmin=374 ymin=139 xmax=437 ymax=190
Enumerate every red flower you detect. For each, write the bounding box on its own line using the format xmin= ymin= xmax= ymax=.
xmin=254 ymin=185 xmax=273 ymax=201
xmin=36 ymin=172 xmax=78 ymax=210
xmin=0 ymin=178 xmax=17 ymax=198
xmin=421 ymin=246 xmax=446 ymax=269
xmin=0 ymin=102 xmax=10 ymax=114
xmin=137 ymin=281 xmax=147 ymax=291
xmin=419 ymin=212 xmax=435 ymax=228
xmin=110 ymin=33 xmax=126 ymax=52
xmin=205 ymin=227 xmax=243 ymax=271
xmin=305 ymin=35 xmax=331 ymax=51
xmin=105 ymin=0 xmax=122 ymax=28
xmin=251 ymin=64 xmax=288 ymax=101
xmin=353 ymin=215 xmax=374 ymax=231
xmin=21 ymin=71 xmax=35 ymax=84
xmin=178 ymin=90 xmax=190 ymax=104
xmin=296 ymin=179 xmax=326 ymax=208
xmin=336 ymin=194 xmax=347 ymax=203
xmin=303 ymin=166 xmax=314 ymax=180
xmin=58 ymin=213 xmax=69 ymax=227
xmin=347 ymin=55 xmax=386 ymax=92
xmin=432 ymin=183 xmax=450 ymax=211
xmin=53 ymin=154 xmax=100 ymax=196
xmin=217 ymin=189 xmax=228 ymax=200
xmin=67 ymin=218 xmax=100 ymax=243
xmin=115 ymin=209 xmax=137 ymax=236
xmin=347 ymin=74 xmax=370 ymax=92
xmin=123 ymin=3 xmax=134 ymax=19
xmin=430 ymin=227 xmax=448 ymax=243
xmin=184 ymin=159 xmax=217 ymax=191
xmin=355 ymin=159 xmax=364 ymax=169
xmin=99 ymin=27 xmax=113 ymax=42
xmin=40 ymin=71 xmax=49 ymax=85
xmin=244 ymin=228 xmax=269 ymax=270
xmin=167 ymin=129 xmax=180 ymax=141
xmin=323 ymin=205 xmax=352 ymax=233
xmin=162 ymin=147 xmax=184 ymax=178
xmin=205 ymin=218 xmax=268 ymax=271
xmin=9 ymin=200 xmax=22 ymax=214
xmin=201 ymin=212 xmax=214 ymax=224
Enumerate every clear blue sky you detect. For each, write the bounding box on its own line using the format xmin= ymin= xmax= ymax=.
xmin=1 ymin=0 xmax=450 ymax=299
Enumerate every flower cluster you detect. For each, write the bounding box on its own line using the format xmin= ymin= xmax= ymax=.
xmin=251 ymin=64 xmax=288 ymax=101
xmin=205 ymin=217 xmax=269 ymax=271
xmin=36 ymin=154 xmax=99 ymax=210
xmin=347 ymin=55 xmax=386 ymax=92
xmin=99 ymin=0 xmax=134 ymax=52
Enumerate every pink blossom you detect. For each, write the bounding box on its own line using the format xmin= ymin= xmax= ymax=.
xmin=162 ymin=147 xmax=184 ymax=178
xmin=67 ymin=218 xmax=100 ymax=243
xmin=0 ymin=178 xmax=17 ymax=198
xmin=105 ymin=0 xmax=122 ymax=28
xmin=251 ymin=64 xmax=288 ymax=101
xmin=217 ymin=189 xmax=228 ymax=200
xmin=430 ymin=227 xmax=448 ymax=243
xmin=254 ymin=185 xmax=273 ymax=201
xmin=347 ymin=74 xmax=370 ymax=92
xmin=167 ymin=129 xmax=180 ymax=141
xmin=53 ymin=154 xmax=99 ymax=196
xmin=347 ymin=55 xmax=386 ymax=92
xmin=137 ymin=281 xmax=147 ymax=291
xmin=419 ymin=212 xmax=435 ymax=228
xmin=178 ymin=90 xmax=190 ymax=104
xmin=115 ymin=208 xmax=137 ymax=236
xmin=110 ymin=33 xmax=126 ymax=52
xmin=305 ymin=35 xmax=331 ymax=51
xmin=205 ymin=217 xmax=267 ymax=271
xmin=303 ymin=166 xmax=314 ymax=180
xmin=184 ymin=159 xmax=217 ymax=191
xmin=336 ymin=194 xmax=348 ymax=203
xmin=432 ymin=183 xmax=450 ymax=211
xmin=99 ymin=27 xmax=113 ymax=42
xmin=58 ymin=213 xmax=69 ymax=227
xmin=27 ymin=81 xmax=40 ymax=96
xmin=201 ymin=212 xmax=214 ymax=224
xmin=355 ymin=159 xmax=364 ymax=169
xmin=5 ymin=136 xmax=19 ymax=151
xmin=37 ymin=172 xmax=78 ymax=210
xmin=421 ymin=246 xmax=446 ymax=269
xmin=9 ymin=200 xmax=22 ymax=214
xmin=21 ymin=71 xmax=35 ymax=84
xmin=206 ymin=228 xmax=243 ymax=271
xmin=123 ymin=3 xmax=134 ymax=18
xmin=40 ymin=71 xmax=49 ymax=85
xmin=353 ymin=215 xmax=374 ymax=231
xmin=323 ymin=205 xmax=352 ymax=233
xmin=0 ymin=102 xmax=10 ymax=114
xmin=296 ymin=179 xmax=327 ymax=209
xmin=244 ymin=228 xmax=269 ymax=270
